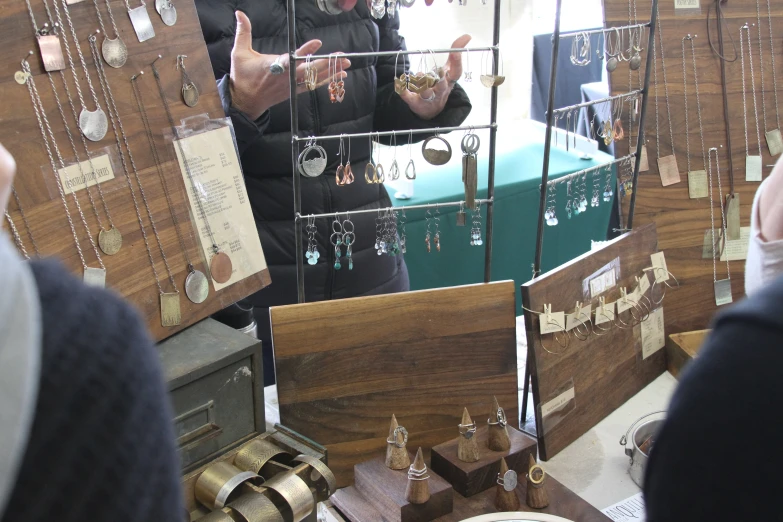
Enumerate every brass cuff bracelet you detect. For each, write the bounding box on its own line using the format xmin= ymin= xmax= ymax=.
xmin=234 ymin=439 xmax=292 ymax=475
xmin=228 ymin=492 xmax=285 ymax=522
xmin=262 ymin=472 xmax=315 ymax=522
xmin=195 ymin=461 xmax=261 ymax=510
xmin=197 ymin=507 xmax=237 ymax=522
xmin=293 ymin=454 xmax=338 ymax=500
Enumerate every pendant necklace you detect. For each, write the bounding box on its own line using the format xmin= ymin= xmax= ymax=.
xmin=7 ymin=188 xmax=41 ymax=259
xmin=22 ymin=56 xmax=107 ymax=287
xmin=149 ymin=56 xmax=233 ymax=284
xmin=177 ymin=54 xmax=199 ymax=107
xmin=87 ymin=35 xmax=181 ymax=326
xmin=707 ymin=147 xmax=732 ymax=307
xmin=22 ymin=0 xmax=65 ymax=72
xmin=652 ymin=5 xmax=679 ymax=187
xmin=90 ymin=0 xmax=127 ymax=67
xmin=130 ymin=72 xmax=209 ymax=304
xmin=124 ymin=0 xmax=155 ymax=42
xmin=760 ymin=0 xmax=783 ymax=155
xmin=55 ymin=0 xmax=108 ymax=141
xmin=739 ymin=24 xmax=763 ymax=182
xmin=5 ymin=211 xmax=31 ymax=260
xmin=682 ymin=35 xmax=708 ymax=200
xmin=156 ymin=0 xmax=176 ymax=26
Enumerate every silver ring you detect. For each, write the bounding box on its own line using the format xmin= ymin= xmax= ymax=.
xmin=270 ymin=55 xmax=285 ymax=75
xmin=386 ymin=425 xmax=408 ymax=448
xmin=422 ymin=92 xmax=437 ymax=102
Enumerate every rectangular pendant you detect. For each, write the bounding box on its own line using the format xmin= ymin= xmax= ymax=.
xmin=745 ymin=154 xmax=762 ymax=182
xmin=37 ymin=34 xmax=66 ymax=72
xmin=461 ymin=155 xmax=467 ymax=183
xmin=639 ymin=145 xmax=649 ymax=172
xmin=83 ymin=267 xmax=106 ymax=288
xmin=160 ymin=293 xmax=181 ymax=327
xmin=725 ymin=193 xmax=740 ymax=240
xmin=766 ymin=129 xmax=783 ymax=156
xmin=456 ymin=210 xmax=466 ymax=226
xmin=714 ymin=279 xmax=733 ymax=306
xmin=464 ymin=154 xmax=477 ymax=209
xmin=128 ymin=5 xmax=155 ymax=42
xmin=687 ymin=170 xmax=708 ymax=199
xmin=657 ymin=154 xmax=680 ymax=186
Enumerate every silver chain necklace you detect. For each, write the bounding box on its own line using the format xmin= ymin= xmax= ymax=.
xmin=651 ymin=6 xmax=679 ymax=186
xmin=90 ymin=0 xmax=127 ymax=67
xmin=739 ymin=24 xmax=762 ymax=182
xmin=87 ymin=35 xmax=181 ymax=326
xmin=123 ymin=0 xmax=155 ymax=42
xmin=707 ymin=147 xmax=732 ymax=306
xmin=22 ymin=0 xmax=65 ymax=72
xmin=682 ymin=35 xmax=708 ymax=199
xmin=4 ymin=211 xmax=30 ymax=260
xmin=762 ymin=0 xmax=782 ymax=154
xmin=10 ymin=188 xmax=40 ymax=257
xmin=22 ymin=56 xmax=107 ymax=287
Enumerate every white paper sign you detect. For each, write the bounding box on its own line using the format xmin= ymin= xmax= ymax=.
xmin=541 ymin=386 xmax=575 ymax=418
xmin=650 ymin=252 xmax=669 ymax=282
xmin=674 ymin=0 xmax=699 ymax=8
xmin=540 ymin=311 xmax=566 ymax=334
xmin=720 ymin=226 xmax=751 ymax=262
xmin=173 ymin=126 xmax=267 ymax=291
xmin=594 ymin=301 xmax=616 ymax=325
xmin=637 ymin=272 xmax=651 ymax=295
xmin=58 ymin=154 xmax=115 ymax=195
xmin=565 ymin=304 xmax=592 ymax=331
xmin=602 ymin=492 xmax=646 ymax=521
xmin=641 ymin=307 xmax=665 ymax=359
xmin=590 ymin=269 xmax=617 ymax=298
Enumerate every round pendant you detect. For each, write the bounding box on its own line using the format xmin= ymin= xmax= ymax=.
xmin=421 ymin=135 xmax=453 ymax=166
xmin=98 ymin=226 xmax=123 ymax=255
xmin=182 ymin=82 xmax=200 ymax=107
xmin=629 ymin=53 xmax=642 ymax=71
xmin=210 ymin=252 xmax=233 ymax=284
xmin=161 ymin=5 xmax=177 ymax=26
xmin=606 ymin=57 xmax=618 ymax=72
xmin=14 ymin=71 xmax=29 ymax=85
xmin=79 ymin=107 xmax=109 ymax=142
xmin=185 ymin=269 xmax=209 ymax=303
xmin=297 ymin=145 xmax=327 ymax=177
xmin=155 ymin=0 xmax=165 ymax=14
xmin=102 ymin=36 xmax=128 ymax=68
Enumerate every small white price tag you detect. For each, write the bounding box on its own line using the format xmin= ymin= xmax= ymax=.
xmin=650 ymin=252 xmax=669 ymax=283
xmin=616 ymin=292 xmax=636 ymax=314
xmin=641 ymin=307 xmax=666 ymax=359
xmin=540 ymin=311 xmax=566 ymax=334
xmin=594 ymin=301 xmax=616 ymax=325
xmin=637 ymin=272 xmax=651 ymax=295
xmin=565 ymin=304 xmax=592 ymax=331
xmin=674 ymin=0 xmax=699 ymax=9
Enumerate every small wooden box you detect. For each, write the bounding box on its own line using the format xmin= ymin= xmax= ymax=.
xmin=353 ymin=456 xmax=453 ymax=522
xmin=158 ymin=318 xmax=264 ymax=473
xmin=666 ymin=330 xmax=709 ymax=379
xmin=430 ymin=426 xmax=537 ymax=498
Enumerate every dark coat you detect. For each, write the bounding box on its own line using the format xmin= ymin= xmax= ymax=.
xmin=196 ymin=0 xmax=472 ymax=307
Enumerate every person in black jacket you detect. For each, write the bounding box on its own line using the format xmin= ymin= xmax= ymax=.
xmin=643 ymin=275 xmax=783 ymax=520
xmin=196 ymin=0 xmax=472 ymax=383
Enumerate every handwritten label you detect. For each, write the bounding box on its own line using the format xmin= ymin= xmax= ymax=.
xmin=641 ymin=307 xmax=665 ymax=359
xmin=650 ymin=252 xmax=669 ymax=282
xmin=565 ymin=304 xmax=592 ymax=331
xmin=702 ymin=227 xmax=751 ymax=261
xmin=687 ymin=170 xmax=708 ymax=199
xmin=602 ymin=492 xmax=646 ymax=521
xmin=594 ymin=301 xmax=616 ymax=325
xmin=590 ymin=269 xmax=617 ymax=298
xmin=541 ymin=386 xmax=575 ymax=418
xmin=674 ymin=0 xmax=699 ymax=8
xmin=616 ymin=292 xmax=637 ymax=314
xmin=57 ymin=154 xmax=114 ymax=195
xmin=540 ymin=311 xmax=566 ymax=334
xmin=173 ymin=126 xmax=267 ymax=291
xmin=637 ymin=272 xmax=651 ymax=295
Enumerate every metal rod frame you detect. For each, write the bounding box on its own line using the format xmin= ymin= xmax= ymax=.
xmin=522 ymin=0 xmax=659 ymax=436
xmin=558 ymin=22 xmax=649 ymax=39
xmin=293 ymin=46 xmax=498 ymax=61
xmin=544 ymin=154 xmax=636 ymax=187
xmin=293 ymin=123 xmax=496 ymax=142
xmin=550 ymin=89 xmax=642 ymax=116
xmin=288 ymin=0 xmax=502 ymax=302
xmin=296 ymin=198 xmax=493 ymax=220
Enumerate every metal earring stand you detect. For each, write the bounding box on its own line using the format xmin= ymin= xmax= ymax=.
xmin=519 ymin=0 xmax=659 ymax=436
xmin=285 ymin=0 xmax=503 ymax=303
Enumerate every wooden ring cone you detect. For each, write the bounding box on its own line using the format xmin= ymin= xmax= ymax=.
xmin=405 ymin=447 xmax=431 ymax=505
xmin=494 ymin=457 xmax=520 ymax=511
xmin=487 ymin=396 xmax=511 ymax=452
xmin=526 ymin=454 xmax=549 ymax=509
xmin=457 ymin=407 xmax=480 ymax=463
xmin=385 ymin=414 xmax=411 ymax=470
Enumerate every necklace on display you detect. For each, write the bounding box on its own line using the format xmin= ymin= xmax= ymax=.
xmin=90 ymin=0 xmax=127 ymax=67
xmin=21 ymin=55 xmax=107 ymax=287
xmin=682 ymin=35 xmax=709 ymax=200
xmin=149 ymin=56 xmax=233 ymax=285
xmin=22 ymin=0 xmax=65 ymax=72
xmin=9 ymin=188 xmax=41 ymax=258
xmin=627 ymin=0 xmax=648 ymax=172
xmin=760 ymin=0 xmax=783 ymax=155
xmin=4 ymin=211 xmax=31 ymax=260
xmin=652 ymin=5 xmax=679 ymax=187
xmin=154 ymin=0 xmax=176 ymax=26
xmin=87 ymin=36 xmax=182 ymax=326
xmin=739 ymin=24 xmax=763 ymax=182
xmin=124 ymin=0 xmax=154 ymax=42
xmin=54 ymin=0 xmax=108 ymax=141
xmin=707 ymin=147 xmax=732 ymax=307
xmin=130 ymin=72 xmax=209 ymax=304
xmin=177 ymin=55 xmax=199 ymax=107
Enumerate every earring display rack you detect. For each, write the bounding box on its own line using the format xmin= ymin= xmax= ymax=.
xmin=285 ymin=0 xmax=503 ymax=303
xmin=0 ymin=0 xmax=270 ymax=341
xmin=521 ymin=0 xmax=659 ymax=434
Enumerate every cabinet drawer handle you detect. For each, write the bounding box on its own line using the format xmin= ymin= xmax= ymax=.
xmin=175 ymin=400 xmax=223 ymax=451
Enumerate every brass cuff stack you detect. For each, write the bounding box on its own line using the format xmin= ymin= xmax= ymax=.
xmin=234 ymin=439 xmax=292 ymax=475
xmin=228 ymin=492 xmax=285 ymax=522
xmin=263 ymin=472 xmax=315 ymax=522
xmin=293 ymin=454 xmax=338 ymax=501
xmin=195 ymin=461 xmax=260 ymax=510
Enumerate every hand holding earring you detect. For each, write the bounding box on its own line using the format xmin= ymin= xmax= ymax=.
xmin=398 ymin=34 xmax=472 ymax=120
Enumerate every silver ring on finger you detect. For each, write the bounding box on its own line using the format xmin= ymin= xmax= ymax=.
xmin=422 ymin=92 xmax=437 ymax=102
xmin=270 ymin=55 xmax=285 ymax=75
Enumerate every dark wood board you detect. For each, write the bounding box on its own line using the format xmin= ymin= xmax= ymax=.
xmin=332 ymin=473 xmax=610 ymax=522
xmin=0 ymin=0 xmax=270 ymax=341
xmin=605 ymin=0 xmax=781 ymax=334
xmin=521 ymin=224 xmax=666 ymax=460
xmin=270 ymin=282 xmax=520 ymax=487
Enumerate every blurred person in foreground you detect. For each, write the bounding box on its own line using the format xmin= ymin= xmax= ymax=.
xmin=0 ymin=142 xmax=183 ymax=521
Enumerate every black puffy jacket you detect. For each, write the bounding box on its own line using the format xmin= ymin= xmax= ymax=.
xmin=196 ymin=0 xmax=472 ymax=308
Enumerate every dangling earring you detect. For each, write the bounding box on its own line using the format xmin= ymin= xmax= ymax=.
xmin=470 ymin=202 xmax=483 ymax=246
xmin=374 ymin=133 xmax=385 ymax=183
xmin=371 ymin=0 xmax=386 ymax=19
xmin=331 ymin=214 xmax=343 ymax=270
xmin=336 ymin=135 xmax=346 ymax=186
xmin=305 ymin=215 xmax=319 ymax=265
xmin=177 ymin=55 xmax=199 ymax=107
xmin=365 ymin=134 xmax=377 ymax=184
xmin=344 ymin=136 xmax=354 ymax=184
xmin=304 ymin=54 xmax=318 ymax=91
xmin=545 ymin=182 xmax=558 ymax=226
xmin=602 ymin=165 xmax=614 ymax=202
xmin=328 ymin=55 xmax=338 ymax=103
xmin=461 ymin=128 xmax=479 ymax=209
xmin=425 ymin=208 xmax=432 ymax=253
xmin=464 ymin=49 xmax=472 ymax=82
xmin=336 ymin=53 xmax=345 ymax=102
xmin=342 ymin=213 xmax=355 ymax=270
xmin=480 ymin=49 xmax=505 ymax=88
xmin=399 ymin=209 xmax=408 ymax=253
xmin=375 ymin=209 xmax=384 ymax=255
xmin=389 ymin=132 xmax=400 ymax=180
xmin=405 ymin=131 xmax=417 ymax=179
xmin=433 ymin=205 xmax=441 ymax=252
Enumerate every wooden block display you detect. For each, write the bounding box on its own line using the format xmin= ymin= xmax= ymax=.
xmin=666 ymin=329 xmax=708 ymax=378
xmin=353 ymin=455 xmax=453 ymax=522
xmin=430 ymin=426 xmax=537 ymax=498
xmin=0 ymin=0 xmax=270 ymax=341
xmin=270 ymin=282 xmax=519 ymax=487
xmin=522 ymin=224 xmax=667 ymax=460
xmin=331 ymin=471 xmax=610 ymax=522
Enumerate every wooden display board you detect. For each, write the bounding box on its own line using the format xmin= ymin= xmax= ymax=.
xmin=270 ymin=282 xmax=520 ymax=488
xmin=521 ymin=224 xmax=667 ymax=460
xmin=0 ymin=0 xmax=270 ymax=341
xmin=606 ymin=0 xmax=777 ymax=334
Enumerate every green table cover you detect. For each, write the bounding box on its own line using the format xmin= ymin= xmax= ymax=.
xmin=390 ymin=142 xmax=616 ymax=315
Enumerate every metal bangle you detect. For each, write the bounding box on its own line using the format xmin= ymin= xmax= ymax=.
xmin=234 ymin=439 xmax=292 ymax=475
xmin=195 ymin=461 xmax=260 ymax=510
xmin=293 ymin=454 xmax=338 ymax=499
xmin=262 ymin=472 xmax=315 ymax=522
xmin=228 ymin=492 xmax=284 ymax=522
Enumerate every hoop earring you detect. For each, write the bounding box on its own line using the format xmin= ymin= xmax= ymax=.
xmin=572 ymin=309 xmax=592 ymax=341
xmin=649 ymin=268 xmax=680 ymax=305
xmin=539 ymin=316 xmax=570 ymax=355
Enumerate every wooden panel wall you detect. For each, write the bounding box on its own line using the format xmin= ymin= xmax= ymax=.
xmin=605 ymin=0 xmax=778 ymax=333
xmin=0 ymin=0 xmax=269 ymax=340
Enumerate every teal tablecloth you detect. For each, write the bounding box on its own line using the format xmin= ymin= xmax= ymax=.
xmin=390 ymin=142 xmax=616 ymax=315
